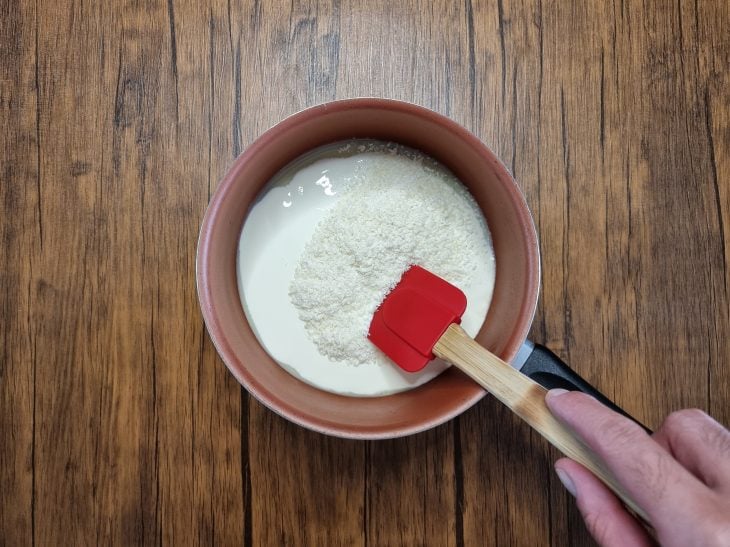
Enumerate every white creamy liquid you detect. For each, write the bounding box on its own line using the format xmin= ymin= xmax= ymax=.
xmin=237 ymin=140 xmax=496 ymax=397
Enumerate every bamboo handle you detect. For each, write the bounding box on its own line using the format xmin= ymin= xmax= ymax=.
xmin=433 ymin=323 xmax=650 ymax=524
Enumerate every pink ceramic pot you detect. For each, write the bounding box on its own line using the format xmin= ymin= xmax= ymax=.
xmin=196 ymin=99 xmax=540 ymax=439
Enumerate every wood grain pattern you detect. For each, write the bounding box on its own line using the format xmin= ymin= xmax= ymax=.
xmin=1 ymin=0 xmax=728 ymax=545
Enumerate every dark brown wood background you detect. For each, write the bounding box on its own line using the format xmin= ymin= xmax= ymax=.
xmin=2 ymin=0 xmax=729 ymax=545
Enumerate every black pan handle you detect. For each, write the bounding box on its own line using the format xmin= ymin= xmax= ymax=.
xmin=520 ymin=343 xmax=651 ymax=433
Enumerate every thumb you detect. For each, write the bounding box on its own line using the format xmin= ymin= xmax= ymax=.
xmin=555 ymin=458 xmax=652 ymax=547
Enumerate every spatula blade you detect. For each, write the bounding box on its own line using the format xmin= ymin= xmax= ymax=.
xmin=368 ymin=266 xmax=467 ymax=372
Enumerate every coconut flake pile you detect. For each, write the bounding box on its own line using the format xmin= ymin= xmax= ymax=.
xmin=288 ymin=146 xmax=492 ymax=366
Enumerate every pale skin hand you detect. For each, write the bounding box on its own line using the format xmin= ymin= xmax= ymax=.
xmin=545 ymin=389 xmax=730 ymax=547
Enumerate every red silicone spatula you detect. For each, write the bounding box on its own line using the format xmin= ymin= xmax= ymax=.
xmin=369 ymin=265 xmax=649 ymax=524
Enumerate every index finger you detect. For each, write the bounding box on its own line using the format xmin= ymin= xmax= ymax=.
xmin=545 ymin=389 xmax=707 ymax=526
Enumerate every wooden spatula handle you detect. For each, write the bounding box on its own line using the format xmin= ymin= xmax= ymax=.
xmin=433 ymin=323 xmax=650 ymax=524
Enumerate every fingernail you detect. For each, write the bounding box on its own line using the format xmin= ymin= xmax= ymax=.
xmin=545 ymin=388 xmax=570 ymax=402
xmin=555 ymin=467 xmax=577 ymax=497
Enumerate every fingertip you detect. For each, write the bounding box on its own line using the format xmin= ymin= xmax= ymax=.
xmin=544 ymin=388 xmax=592 ymax=416
xmin=554 ymin=460 xmax=577 ymax=497
xmin=554 ymin=457 xmax=575 ymax=477
xmin=555 ymin=458 xmax=592 ymax=494
xmin=555 ymin=460 xmax=652 ymax=547
xmin=545 ymin=388 xmax=569 ymax=403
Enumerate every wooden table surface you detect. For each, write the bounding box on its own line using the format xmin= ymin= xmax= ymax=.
xmin=2 ymin=1 xmax=729 ymax=545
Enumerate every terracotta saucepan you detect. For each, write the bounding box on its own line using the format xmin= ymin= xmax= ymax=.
xmin=197 ymin=98 xmax=636 ymax=439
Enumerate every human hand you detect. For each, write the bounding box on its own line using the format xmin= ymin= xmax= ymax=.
xmin=545 ymin=389 xmax=730 ymax=547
